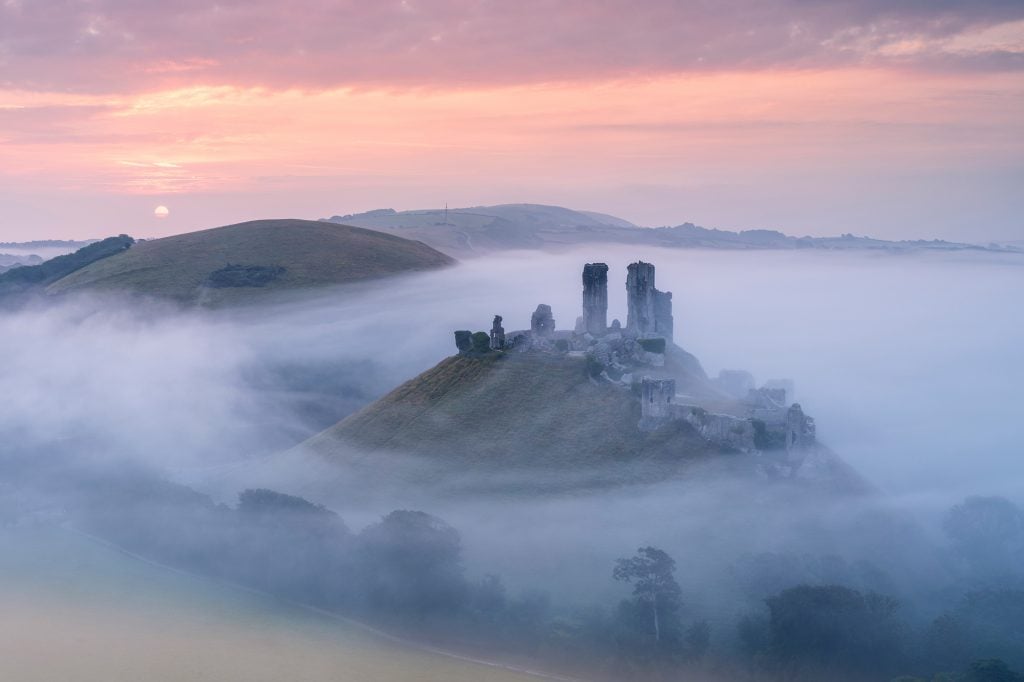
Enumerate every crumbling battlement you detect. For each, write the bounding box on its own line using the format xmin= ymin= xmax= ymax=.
xmin=454 ymin=260 xmax=674 ymax=360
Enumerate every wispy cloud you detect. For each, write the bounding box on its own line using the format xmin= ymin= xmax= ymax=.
xmin=1 ymin=1 xmax=1022 ymax=94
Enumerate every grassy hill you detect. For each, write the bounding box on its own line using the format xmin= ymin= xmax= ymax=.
xmin=46 ymin=219 xmax=454 ymax=305
xmin=325 ymin=203 xmax=1010 ymax=257
xmin=325 ymin=203 xmax=639 ymax=257
xmin=296 ymin=347 xmax=867 ymax=495
xmin=303 ymin=352 xmax=726 ymax=487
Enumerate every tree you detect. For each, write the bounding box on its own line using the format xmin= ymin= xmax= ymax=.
xmin=613 ymin=546 xmax=683 ymax=644
xmin=358 ymin=510 xmax=467 ymax=614
xmin=944 ymin=496 xmax=1024 ymax=579
xmin=965 ymin=659 xmax=1024 ymax=682
xmin=684 ymin=620 xmax=711 ymax=660
xmin=929 ymin=590 xmax=1024 ymax=671
xmin=233 ymin=488 xmax=351 ymax=602
xmin=471 ymin=331 xmax=491 ymax=353
xmin=762 ymin=584 xmax=904 ymax=675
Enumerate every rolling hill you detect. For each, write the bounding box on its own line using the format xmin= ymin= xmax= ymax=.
xmin=45 ymin=219 xmax=455 ymax=305
xmin=324 ymin=203 xmax=1013 ymax=258
xmin=301 ymin=350 xmax=737 ymax=492
xmin=296 ymin=343 xmax=866 ymax=495
xmin=324 ymin=204 xmax=638 ymax=256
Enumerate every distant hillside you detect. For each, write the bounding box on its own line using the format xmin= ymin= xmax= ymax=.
xmin=324 ymin=203 xmax=1016 ymax=257
xmin=0 ymin=239 xmax=96 ymax=250
xmin=0 ymin=235 xmax=134 ymax=298
xmin=324 ymin=204 xmax=638 ymax=256
xmin=46 ymin=219 xmax=455 ymax=306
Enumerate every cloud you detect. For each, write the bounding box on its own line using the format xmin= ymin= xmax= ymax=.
xmin=1 ymin=0 xmax=1022 ymax=94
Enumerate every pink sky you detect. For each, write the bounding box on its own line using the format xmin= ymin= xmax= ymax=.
xmin=1 ymin=1 xmax=1023 ymax=242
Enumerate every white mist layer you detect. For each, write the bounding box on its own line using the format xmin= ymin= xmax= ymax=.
xmin=2 ymin=247 xmax=1020 ymax=500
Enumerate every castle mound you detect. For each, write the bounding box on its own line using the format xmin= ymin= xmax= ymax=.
xmin=304 ymin=351 xmax=722 ymax=480
xmin=45 ymin=219 xmax=454 ymax=305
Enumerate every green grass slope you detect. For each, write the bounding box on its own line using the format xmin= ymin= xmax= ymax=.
xmin=297 ymin=348 xmax=867 ymax=494
xmin=304 ymin=352 xmax=721 ymax=476
xmin=46 ymin=219 xmax=454 ymax=305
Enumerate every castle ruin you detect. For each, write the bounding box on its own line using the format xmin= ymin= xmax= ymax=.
xmin=453 ymin=259 xmax=816 ymax=458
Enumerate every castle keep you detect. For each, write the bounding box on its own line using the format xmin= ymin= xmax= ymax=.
xmin=454 ymin=260 xmax=816 ymax=458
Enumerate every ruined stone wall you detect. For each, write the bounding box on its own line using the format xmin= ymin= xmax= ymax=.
xmin=639 ymin=376 xmax=676 ymax=429
xmin=681 ymin=406 xmax=756 ymax=452
xmin=530 ymin=304 xmax=555 ymax=337
xmin=785 ymin=403 xmax=816 ymax=451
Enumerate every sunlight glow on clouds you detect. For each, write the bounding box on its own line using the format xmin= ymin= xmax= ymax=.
xmin=0 ymin=1 xmax=1021 ymax=241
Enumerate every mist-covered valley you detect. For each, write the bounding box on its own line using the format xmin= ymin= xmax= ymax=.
xmin=3 ymin=246 xmax=1023 ymax=681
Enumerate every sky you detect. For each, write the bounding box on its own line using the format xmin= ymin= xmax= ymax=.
xmin=1 ymin=0 xmax=1023 ymax=242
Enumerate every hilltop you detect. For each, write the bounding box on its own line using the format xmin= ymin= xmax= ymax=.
xmin=306 ymin=351 xmax=720 ymax=481
xmin=44 ymin=219 xmax=454 ymax=306
xmin=324 ymin=203 xmax=1015 ymax=258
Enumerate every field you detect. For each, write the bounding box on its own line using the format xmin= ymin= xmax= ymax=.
xmin=0 ymin=527 xmax=549 ymax=682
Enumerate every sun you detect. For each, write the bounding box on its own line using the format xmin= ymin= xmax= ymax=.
xmin=154 ymin=205 xmax=170 ymax=219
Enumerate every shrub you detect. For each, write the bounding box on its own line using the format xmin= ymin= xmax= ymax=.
xmin=471 ymin=331 xmax=491 ymax=353
xmin=638 ymin=337 xmax=666 ymax=354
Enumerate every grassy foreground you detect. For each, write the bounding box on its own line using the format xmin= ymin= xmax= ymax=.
xmin=0 ymin=527 xmax=548 ymax=682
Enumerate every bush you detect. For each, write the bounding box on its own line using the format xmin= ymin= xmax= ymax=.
xmin=471 ymin=331 xmax=491 ymax=353
xmin=638 ymin=337 xmax=666 ymax=354
xmin=205 ymin=264 xmax=285 ymax=288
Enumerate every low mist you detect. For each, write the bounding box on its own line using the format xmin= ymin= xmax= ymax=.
xmin=3 ymin=246 xmax=1022 ymax=680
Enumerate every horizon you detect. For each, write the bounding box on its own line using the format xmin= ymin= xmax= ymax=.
xmin=3 ymin=203 xmax=1019 ymax=248
xmin=2 ymin=1 xmax=1022 ymax=243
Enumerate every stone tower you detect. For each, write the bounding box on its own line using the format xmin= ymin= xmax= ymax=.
xmin=490 ymin=315 xmax=505 ymax=350
xmin=581 ymin=262 xmax=609 ymax=336
xmin=626 ymin=261 xmax=673 ymax=341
